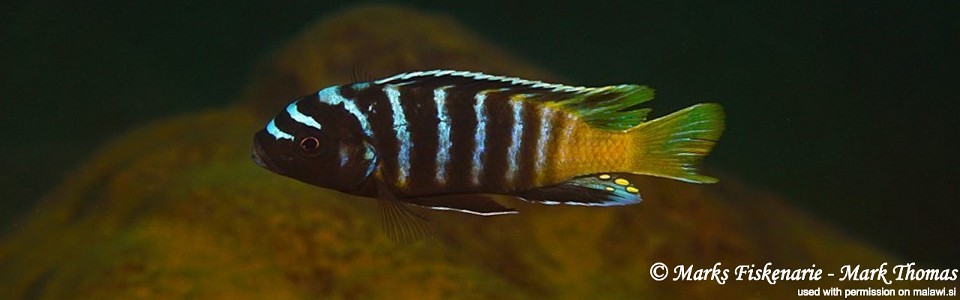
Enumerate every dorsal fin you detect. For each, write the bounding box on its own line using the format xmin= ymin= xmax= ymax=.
xmin=374 ymin=70 xmax=654 ymax=130
xmin=374 ymin=70 xmax=590 ymax=92
xmin=541 ymin=85 xmax=654 ymax=130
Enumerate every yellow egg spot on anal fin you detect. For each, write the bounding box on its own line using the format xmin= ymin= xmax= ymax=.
xmin=604 ymin=186 xmax=615 ymax=191
xmin=626 ymin=186 xmax=639 ymax=194
xmin=614 ymin=178 xmax=630 ymax=186
xmin=599 ymin=174 xmax=611 ymax=180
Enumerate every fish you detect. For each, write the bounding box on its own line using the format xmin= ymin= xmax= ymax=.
xmin=252 ymin=70 xmax=724 ymax=242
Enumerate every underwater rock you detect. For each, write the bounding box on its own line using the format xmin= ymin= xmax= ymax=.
xmin=0 ymin=5 xmax=910 ymax=299
xmin=240 ymin=5 xmax=552 ymax=119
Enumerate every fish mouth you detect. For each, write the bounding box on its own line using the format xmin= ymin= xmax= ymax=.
xmin=251 ymin=134 xmax=276 ymax=171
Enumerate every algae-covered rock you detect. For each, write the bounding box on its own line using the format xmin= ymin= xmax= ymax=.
xmin=0 ymin=5 xmax=912 ymax=299
xmin=240 ymin=5 xmax=552 ymax=119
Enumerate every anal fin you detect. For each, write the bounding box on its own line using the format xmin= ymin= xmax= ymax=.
xmin=402 ymin=194 xmax=518 ymax=216
xmin=518 ymin=173 xmax=643 ymax=206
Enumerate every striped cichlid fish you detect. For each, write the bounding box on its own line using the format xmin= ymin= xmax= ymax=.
xmin=252 ymin=70 xmax=724 ymax=242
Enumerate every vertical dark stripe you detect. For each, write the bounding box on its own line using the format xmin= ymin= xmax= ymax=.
xmin=295 ymin=93 xmax=322 ymax=116
xmin=355 ymin=85 xmax=400 ymax=187
xmin=400 ymin=85 xmax=440 ymax=194
xmin=353 ymin=77 xmax=594 ymax=196
xmin=479 ymin=91 xmax=514 ymax=192
xmin=442 ymin=87 xmax=482 ymax=193
xmin=517 ymin=101 xmax=542 ymax=190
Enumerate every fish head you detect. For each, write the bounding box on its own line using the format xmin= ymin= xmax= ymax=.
xmin=252 ymin=96 xmax=376 ymax=193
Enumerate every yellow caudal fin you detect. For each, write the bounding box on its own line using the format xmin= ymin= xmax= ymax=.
xmin=631 ymin=103 xmax=725 ymax=183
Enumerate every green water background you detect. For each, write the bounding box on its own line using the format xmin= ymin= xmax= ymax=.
xmin=2 ymin=1 xmax=957 ymax=267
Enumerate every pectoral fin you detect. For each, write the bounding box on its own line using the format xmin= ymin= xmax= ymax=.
xmin=377 ymin=181 xmax=431 ymax=244
xmin=402 ymin=194 xmax=519 ymax=216
xmin=517 ymin=173 xmax=643 ymax=206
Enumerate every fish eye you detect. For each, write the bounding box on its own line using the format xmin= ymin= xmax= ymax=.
xmin=299 ymin=136 xmax=321 ymax=155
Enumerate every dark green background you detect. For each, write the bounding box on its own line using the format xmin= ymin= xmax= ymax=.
xmin=2 ymin=1 xmax=958 ymax=267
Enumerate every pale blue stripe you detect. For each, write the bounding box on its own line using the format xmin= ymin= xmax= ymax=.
xmin=317 ymin=86 xmax=373 ymax=137
xmin=266 ymin=119 xmax=294 ymax=141
xmin=338 ymin=144 xmax=349 ymax=168
xmin=536 ymin=107 xmax=553 ymax=175
xmin=386 ymin=86 xmax=411 ymax=185
xmin=505 ymin=101 xmax=524 ymax=182
xmin=286 ymin=101 xmax=323 ymax=131
xmin=351 ymin=82 xmax=371 ymax=90
xmin=471 ymin=92 xmax=488 ymax=186
xmin=434 ymin=87 xmax=452 ymax=185
xmin=362 ymin=144 xmax=377 ymax=178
